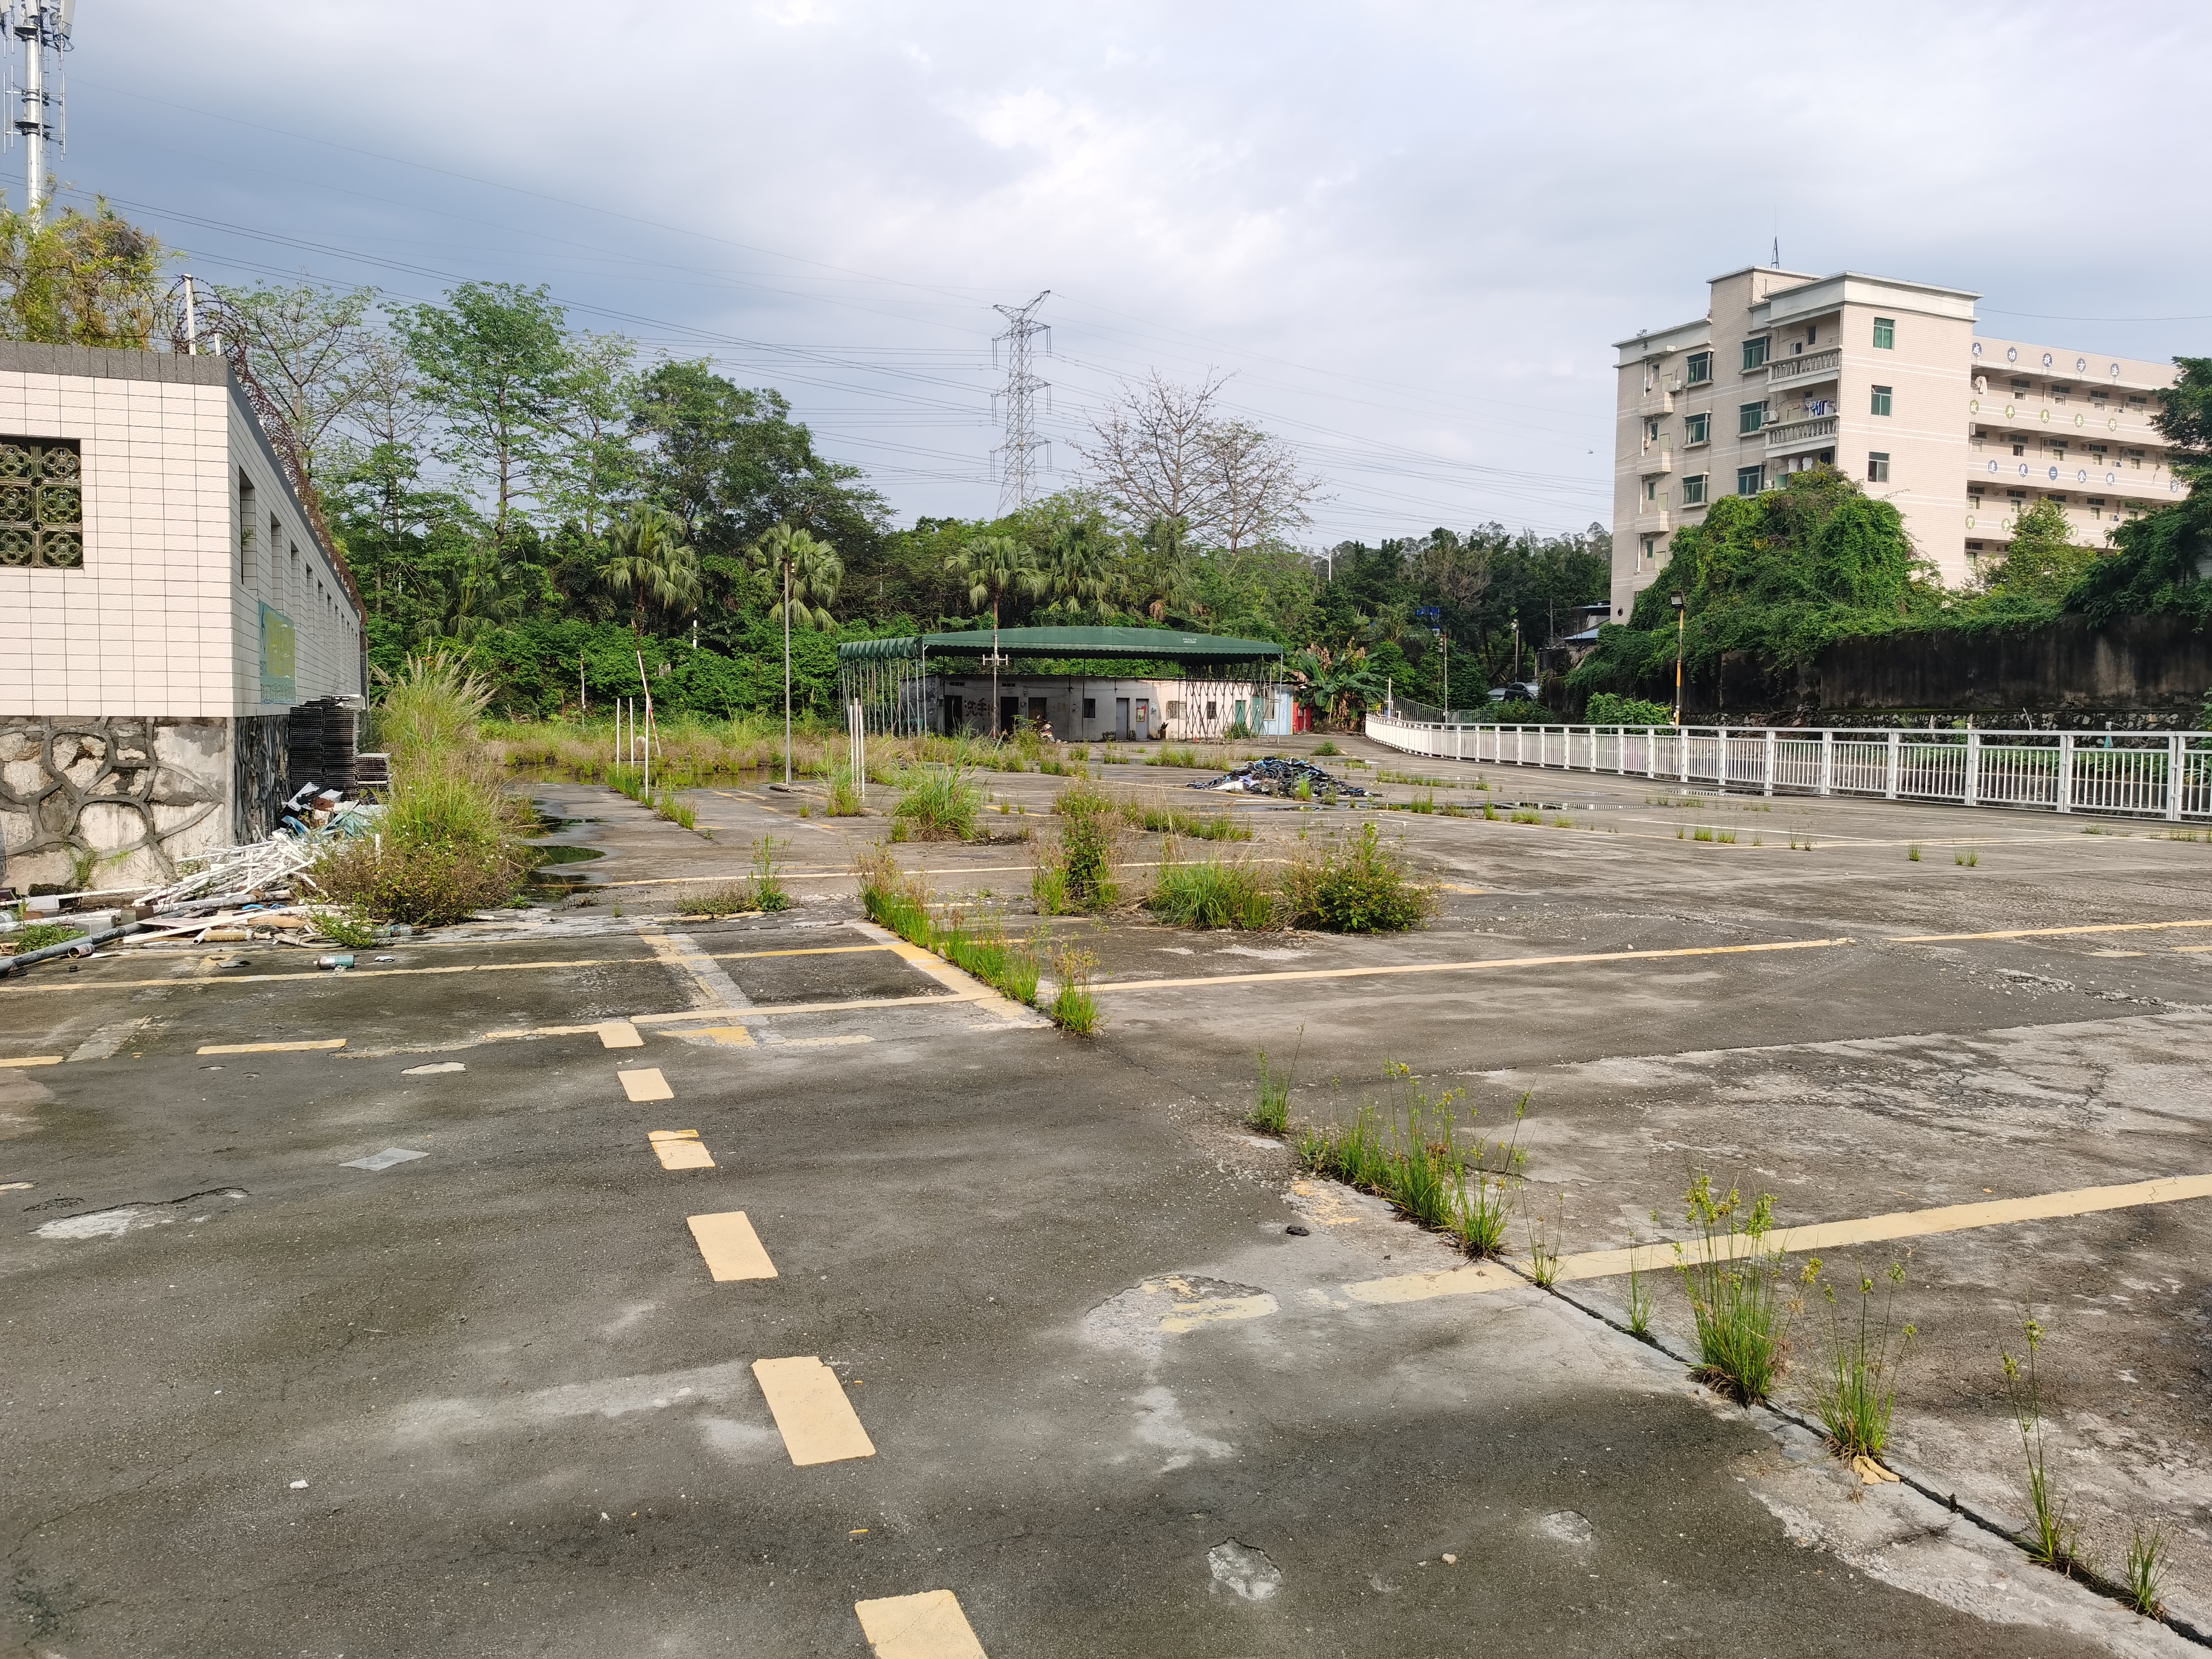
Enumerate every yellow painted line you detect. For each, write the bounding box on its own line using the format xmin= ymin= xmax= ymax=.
xmin=597 ymin=1021 xmax=644 ymax=1049
xmin=688 ymin=1210 xmax=777 ymax=1280
xmin=1091 ymin=936 xmax=1852 ymax=994
xmin=1344 ymin=1171 xmax=2212 ymax=1305
xmin=618 ymin=1067 xmax=673 ymax=1102
xmin=1159 ymin=1292 xmax=1278 ymax=1333
xmin=2174 ymin=945 xmax=2212 ymax=954
xmin=850 ymin=919 xmax=1037 ymax=1024
xmin=0 ymin=1054 xmax=63 ymax=1068
xmin=696 ymin=1024 xmax=758 ymax=1048
xmin=752 ymin=1355 xmax=877 ymax=1466
xmin=855 ymin=1590 xmax=989 ymax=1659
xmin=15 ymin=958 xmax=628 ymax=992
xmin=777 ymin=1034 xmax=873 ymax=1050
xmin=196 ymin=1038 xmax=347 ymax=1055
xmin=649 ymin=1129 xmax=715 ymax=1170
xmin=629 ymin=990 xmax=988 ymax=1025
xmin=1892 ymin=918 xmax=2212 ymax=943
xmin=706 ymin=944 xmax=895 ymax=961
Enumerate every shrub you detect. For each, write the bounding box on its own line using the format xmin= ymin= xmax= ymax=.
xmin=7 ymin=920 xmax=86 ymax=953
xmin=1584 ymin=692 xmax=1674 ymax=726
xmin=1034 ymin=781 xmax=1121 ymax=914
xmin=1312 ymin=740 xmax=1341 ymax=756
xmin=894 ymin=766 xmax=981 ymax=840
xmin=309 ymin=908 xmax=380 ymax=949
xmin=1150 ymin=855 xmax=1276 ymax=930
xmin=1284 ymin=822 xmax=1433 ymax=933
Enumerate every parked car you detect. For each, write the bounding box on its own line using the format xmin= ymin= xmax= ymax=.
xmin=1488 ymin=682 xmax=1542 ymax=703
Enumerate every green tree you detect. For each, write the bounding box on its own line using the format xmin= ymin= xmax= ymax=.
xmin=749 ymin=523 xmax=843 ymax=781
xmin=1982 ymin=498 xmax=2100 ymax=603
xmin=0 ymin=198 xmax=173 ymax=347
xmin=399 ymin=283 xmax=575 ymax=552
xmin=602 ymin=506 xmax=701 ymax=635
xmin=2067 ymin=357 xmax=2212 ymax=626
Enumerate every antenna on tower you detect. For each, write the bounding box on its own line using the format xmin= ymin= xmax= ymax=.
xmin=990 ymin=290 xmax=1051 ymax=512
xmin=6 ymin=0 xmax=73 ymax=224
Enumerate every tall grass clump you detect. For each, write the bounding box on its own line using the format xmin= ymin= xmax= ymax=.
xmin=1294 ymin=1068 xmax=1527 ymax=1256
xmin=1121 ymin=797 xmax=1250 ymax=840
xmin=1034 ymin=781 xmax=1121 ymax=914
xmin=1801 ymin=1258 xmax=1916 ymax=1461
xmin=2003 ymin=1316 xmax=2083 ymax=1574
xmin=856 ymin=843 xmax=1045 ymax=1010
xmin=1673 ymin=1173 xmax=1788 ymax=1404
xmin=1248 ymin=1032 xmax=1302 ymax=1133
xmin=1049 ymin=941 xmax=1100 ymax=1035
xmin=1149 ymin=849 xmax=1277 ymax=929
xmin=825 ymin=769 xmax=865 ymax=816
xmin=893 ymin=766 xmax=981 ymax=841
xmin=1284 ymin=822 xmax=1433 ymax=933
xmin=317 ymin=654 xmax=526 ymax=926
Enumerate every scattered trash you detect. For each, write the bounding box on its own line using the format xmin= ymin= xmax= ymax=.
xmin=1207 ymin=1540 xmax=1284 ymax=1601
xmin=1285 ymin=1224 xmax=1310 ymax=1236
xmin=214 ymin=956 xmax=250 ymax=970
xmin=316 ymin=954 xmax=355 ymax=971
xmin=1190 ymin=756 xmax=1369 ymax=797
xmin=372 ymin=954 xmax=397 ymax=962
xmin=341 ymin=1147 xmax=429 ymax=1171
xmin=1441 ymin=1553 xmax=1458 ymax=1565
xmin=1853 ymin=1455 xmax=1901 ymax=1486
xmin=289 ymin=1479 xmax=309 ymax=1490
xmin=401 ymin=1062 xmax=465 ymax=1076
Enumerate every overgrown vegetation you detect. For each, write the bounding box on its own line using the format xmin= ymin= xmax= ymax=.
xmin=315 ymin=654 xmax=528 ymax=925
xmin=4 ymin=920 xmax=85 ymax=953
xmin=308 ymin=908 xmax=381 ymax=950
xmin=1283 ymin=822 xmax=1433 ymax=933
xmin=1801 ymin=1259 xmax=1916 ymax=1462
xmin=1149 ymin=850 xmax=1276 ymax=929
xmin=893 ymin=766 xmax=982 ymax=841
xmin=1673 ymin=1174 xmax=1788 ymax=1405
xmin=1048 ymin=942 xmax=1099 ymax=1036
xmin=1034 ymin=782 xmax=1122 ymax=914
xmin=857 ymin=844 xmax=1089 ymax=1031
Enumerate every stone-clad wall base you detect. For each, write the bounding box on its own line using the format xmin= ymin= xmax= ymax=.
xmin=0 ymin=715 xmax=235 ymax=894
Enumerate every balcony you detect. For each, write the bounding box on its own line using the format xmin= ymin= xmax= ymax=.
xmin=1638 ymin=445 xmax=1674 ymax=476
xmin=1767 ymin=347 xmax=1841 ymax=387
xmin=1636 ymin=383 xmax=1677 ymax=418
xmin=1765 ymin=415 xmax=1840 ymax=454
xmin=1969 ymin=386 xmax=2165 ymax=448
xmin=1634 ymin=508 xmax=1671 ymax=536
xmin=1972 ymin=451 xmax=2178 ymax=501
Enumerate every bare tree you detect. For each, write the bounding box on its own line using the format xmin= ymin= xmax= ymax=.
xmin=209 ymin=279 xmax=386 ymax=489
xmin=1077 ymin=369 xmax=1320 ymax=553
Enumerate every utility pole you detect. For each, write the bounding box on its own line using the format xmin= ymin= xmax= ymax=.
xmin=8 ymin=1 xmax=72 ymax=224
xmin=990 ymin=290 xmax=1051 ymax=513
xmin=1671 ymin=593 xmax=1686 ymax=726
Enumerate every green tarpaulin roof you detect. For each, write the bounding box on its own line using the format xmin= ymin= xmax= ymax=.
xmin=839 ymin=626 xmax=1284 ymax=665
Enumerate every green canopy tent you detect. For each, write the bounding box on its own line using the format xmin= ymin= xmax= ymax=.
xmin=838 ymin=626 xmax=1285 ymax=737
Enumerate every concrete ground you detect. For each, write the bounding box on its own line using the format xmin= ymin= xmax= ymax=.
xmin=5 ymin=734 xmax=2211 ymax=1657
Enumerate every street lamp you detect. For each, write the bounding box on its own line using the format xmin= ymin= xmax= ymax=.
xmin=1670 ymin=592 xmax=1686 ymax=728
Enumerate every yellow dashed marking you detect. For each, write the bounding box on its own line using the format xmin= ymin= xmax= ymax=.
xmin=597 ymin=1021 xmax=643 ymax=1048
xmin=0 ymin=1054 xmax=63 ymax=1068
xmin=617 ymin=1067 xmax=672 ymax=1102
xmin=854 ymin=1590 xmax=989 ymax=1659
xmin=752 ymin=1355 xmax=877 ymax=1466
xmin=688 ymin=1210 xmax=777 ymax=1280
xmin=1892 ymin=918 xmax=2212 ymax=943
xmin=629 ymin=991 xmax=988 ymax=1025
xmin=1092 ymin=936 xmax=1853 ymax=994
xmin=196 ymin=1039 xmax=346 ymax=1055
xmin=649 ymin=1129 xmax=715 ymax=1170
xmin=777 ymin=1034 xmax=873 ymax=1050
xmin=695 ymin=1024 xmax=757 ymax=1048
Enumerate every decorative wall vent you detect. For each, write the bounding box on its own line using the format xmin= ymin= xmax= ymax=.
xmin=0 ymin=437 xmax=82 ymax=568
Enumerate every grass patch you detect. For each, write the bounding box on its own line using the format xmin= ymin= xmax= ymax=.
xmin=1034 ymin=782 xmax=1123 ymax=914
xmin=1122 ymin=800 xmax=1251 ymax=840
xmin=894 ymin=766 xmax=982 ymax=841
xmin=825 ymin=769 xmax=865 ymax=816
xmin=1284 ymin=822 xmax=1433 ymax=933
xmin=308 ymin=909 xmax=380 ymax=950
xmin=1312 ymin=740 xmax=1341 ymax=756
xmin=1150 ymin=852 xmax=1276 ymax=930
xmin=857 ymin=843 xmax=1045 ymax=1011
xmin=1144 ymin=745 xmax=1201 ymax=768
xmin=674 ymin=836 xmax=793 ymax=916
xmin=1955 ymin=848 xmax=1979 ymax=866
xmin=1048 ymin=942 xmax=1100 ymax=1035
xmin=1674 ymin=1173 xmax=1788 ymax=1404
xmin=5 ymin=920 xmax=87 ymax=953
xmin=1293 ymin=1068 xmax=1527 ymax=1255
xmin=1510 ymin=808 xmax=1541 ymax=825
xmin=1802 ymin=1258 xmax=1915 ymax=1461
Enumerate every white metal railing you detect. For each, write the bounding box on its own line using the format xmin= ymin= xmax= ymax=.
xmin=1364 ymin=714 xmax=2212 ymax=823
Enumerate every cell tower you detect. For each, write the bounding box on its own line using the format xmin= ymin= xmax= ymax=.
xmin=6 ymin=1 xmax=72 ymax=223
xmin=990 ymin=290 xmax=1051 ymax=512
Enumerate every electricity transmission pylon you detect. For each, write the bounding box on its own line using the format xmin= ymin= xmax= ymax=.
xmin=991 ymin=290 xmax=1051 ymax=512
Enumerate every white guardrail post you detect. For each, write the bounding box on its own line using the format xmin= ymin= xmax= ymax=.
xmin=2058 ymin=732 xmax=2074 ymax=813
xmin=1761 ymin=729 xmax=1776 ymax=797
xmin=1884 ymin=730 xmax=1900 ymax=800
xmin=1965 ymin=729 xmax=1980 ymax=808
xmin=2170 ymin=733 xmax=2185 ymax=822
xmin=1818 ymin=729 xmax=1834 ymax=796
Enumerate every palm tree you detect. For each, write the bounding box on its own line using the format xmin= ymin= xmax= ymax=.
xmin=945 ymin=534 xmax=1041 ymax=736
xmin=748 ymin=522 xmax=843 ymax=782
xmin=601 ymin=506 xmax=701 ymax=636
xmin=1039 ymin=520 xmax=1120 ymax=617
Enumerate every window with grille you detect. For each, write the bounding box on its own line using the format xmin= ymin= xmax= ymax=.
xmin=0 ymin=437 xmax=82 ymax=568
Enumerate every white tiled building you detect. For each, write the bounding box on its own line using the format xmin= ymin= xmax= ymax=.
xmin=0 ymin=343 xmax=364 ymax=894
xmin=1611 ymin=268 xmax=2184 ymax=622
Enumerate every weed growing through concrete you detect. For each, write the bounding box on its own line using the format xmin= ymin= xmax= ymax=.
xmin=2127 ymin=1527 xmax=2167 ymax=1617
xmin=1248 ymin=1033 xmax=1302 ymax=1133
xmin=1527 ymin=1194 xmax=1564 ymax=1287
xmin=1034 ymin=783 xmax=1122 ymax=914
xmin=1907 ymin=843 xmax=1922 ymax=861
xmin=1790 ymin=833 xmax=1814 ymax=851
xmin=1715 ymin=828 xmax=1737 ymax=844
xmin=1122 ymin=799 xmax=1249 ymax=840
xmin=1410 ymin=791 xmax=1437 ymax=814
xmin=6 ymin=920 xmax=85 ymax=954
xmin=2003 ymin=1316 xmax=2083 ymax=1574
xmin=1626 ymin=1230 xmax=1656 ymax=1341
xmin=1955 ymin=849 xmax=1979 ymax=866
xmin=1048 ymin=942 xmax=1100 ymax=1035
xmin=1483 ymin=800 xmax=1500 ymax=820
xmin=749 ymin=836 xmax=793 ymax=913
xmin=1313 ymin=740 xmax=1341 ymax=756
xmin=309 ymin=909 xmax=380 ymax=950
xmin=1801 ymin=1258 xmax=1916 ymax=1461
xmin=893 ymin=766 xmax=982 ymax=840
xmin=823 ymin=770 xmax=865 ymax=816
xmin=1284 ymin=822 xmax=1434 ymax=933
xmin=1551 ymin=814 xmax=1572 ymax=829
xmin=1150 ymin=848 xmax=1277 ymax=929
xmin=1510 ymin=808 xmax=1541 ymax=825
xmin=1675 ymin=1174 xmax=1788 ymax=1404
xmin=676 ymin=886 xmax=762 ymax=918
xmin=1145 ymin=745 xmax=1200 ymax=768
xmin=1692 ymin=826 xmax=1714 ymax=842
xmin=856 ymin=845 xmax=1044 ymax=1010
xmin=1293 ymin=1070 xmax=1528 ymax=1255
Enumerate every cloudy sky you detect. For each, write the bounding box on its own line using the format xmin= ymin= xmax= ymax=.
xmin=56 ymin=0 xmax=2212 ymax=544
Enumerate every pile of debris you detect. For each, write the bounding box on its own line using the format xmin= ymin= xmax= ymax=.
xmin=1188 ymin=756 xmax=1370 ymax=797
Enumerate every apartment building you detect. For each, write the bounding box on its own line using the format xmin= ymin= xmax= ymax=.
xmin=1610 ymin=267 xmax=2184 ymax=622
